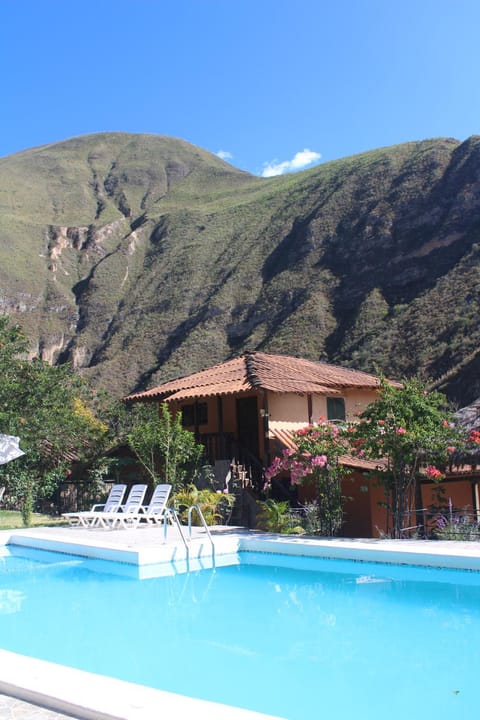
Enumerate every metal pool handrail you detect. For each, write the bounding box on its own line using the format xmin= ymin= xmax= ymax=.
xmin=188 ymin=504 xmax=216 ymax=566
xmin=163 ymin=505 xmax=216 ymax=569
xmin=164 ymin=507 xmax=189 ymax=551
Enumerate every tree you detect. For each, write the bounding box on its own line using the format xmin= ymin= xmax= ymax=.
xmin=0 ymin=317 xmax=112 ymax=522
xmin=127 ymin=402 xmax=204 ymax=492
xmin=347 ymin=377 xmax=461 ymax=538
xmin=265 ymin=419 xmax=350 ymax=536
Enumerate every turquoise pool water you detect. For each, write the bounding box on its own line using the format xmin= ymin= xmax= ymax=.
xmin=0 ymin=545 xmax=479 ymax=719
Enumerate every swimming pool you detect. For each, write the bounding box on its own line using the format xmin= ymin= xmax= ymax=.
xmin=1 ymin=542 xmax=479 ymax=720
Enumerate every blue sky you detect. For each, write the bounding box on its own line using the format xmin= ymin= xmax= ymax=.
xmin=1 ymin=0 xmax=479 ymax=176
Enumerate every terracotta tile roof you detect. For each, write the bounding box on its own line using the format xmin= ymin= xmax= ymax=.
xmin=338 ymin=454 xmax=385 ymax=472
xmin=125 ymin=351 xmax=394 ymax=403
xmin=247 ymin=352 xmax=386 ymax=393
xmin=125 ymin=356 xmax=249 ymax=401
xmin=165 ymin=383 xmax=250 ymax=401
xmin=269 ymin=427 xmax=299 ymax=451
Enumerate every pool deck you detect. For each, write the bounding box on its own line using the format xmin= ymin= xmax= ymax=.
xmin=4 ymin=522 xmax=480 ymax=569
xmin=2 ymin=523 xmax=480 ymax=720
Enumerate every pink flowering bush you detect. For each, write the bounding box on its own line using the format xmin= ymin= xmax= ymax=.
xmin=425 ymin=465 xmax=444 ymax=480
xmin=265 ymin=419 xmax=349 ymax=536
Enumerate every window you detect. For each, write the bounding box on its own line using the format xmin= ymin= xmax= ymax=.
xmin=197 ymin=402 xmax=208 ymax=425
xmin=181 ymin=402 xmax=208 ymax=427
xmin=327 ymin=397 xmax=346 ymax=421
xmin=181 ymin=404 xmax=195 ymax=427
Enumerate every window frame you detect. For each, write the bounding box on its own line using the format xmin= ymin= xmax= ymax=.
xmin=326 ymin=397 xmax=346 ymax=422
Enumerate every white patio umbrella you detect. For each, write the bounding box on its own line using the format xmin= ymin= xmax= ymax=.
xmin=0 ymin=434 xmax=25 ymax=465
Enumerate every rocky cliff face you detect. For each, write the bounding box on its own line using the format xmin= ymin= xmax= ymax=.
xmin=1 ymin=132 xmax=480 ymax=406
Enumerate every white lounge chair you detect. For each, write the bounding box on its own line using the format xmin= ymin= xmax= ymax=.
xmin=122 ymin=483 xmax=172 ymax=528
xmin=97 ymin=483 xmax=148 ymax=529
xmin=62 ymin=484 xmax=127 ymax=527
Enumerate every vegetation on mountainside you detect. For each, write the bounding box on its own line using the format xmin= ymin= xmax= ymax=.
xmin=2 ymin=133 xmax=480 ymax=406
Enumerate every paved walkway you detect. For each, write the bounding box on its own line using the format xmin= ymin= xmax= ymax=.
xmin=0 ymin=693 xmax=77 ymax=719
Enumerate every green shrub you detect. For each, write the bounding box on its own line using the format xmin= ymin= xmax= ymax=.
xmin=172 ymin=484 xmax=235 ymax=525
xmin=256 ymin=499 xmax=305 ymax=534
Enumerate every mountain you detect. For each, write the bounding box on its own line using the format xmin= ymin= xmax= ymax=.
xmin=1 ymin=131 xmax=480 ymax=407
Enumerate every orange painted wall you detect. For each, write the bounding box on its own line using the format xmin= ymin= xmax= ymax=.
xmin=367 ymin=480 xmax=389 ymax=536
xmin=279 ymin=466 xmax=478 ymax=538
xmin=219 ymin=395 xmax=238 ymax=434
xmin=341 ymin=472 xmax=389 ymax=537
xmin=362 ymin=478 xmax=477 ymax=537
xmin=341 ymin=472 xmax=372 ymax=537
xmin=296 ymin=471 xmax=382 ymax=538
xmin=421 ymin=480 xmax=474 ymax=513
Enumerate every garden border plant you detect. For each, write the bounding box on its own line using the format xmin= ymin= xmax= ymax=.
xmin=264 ymin=418 xmax=351 ymax=536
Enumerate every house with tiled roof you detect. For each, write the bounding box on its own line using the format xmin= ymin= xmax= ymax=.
xmin=125 ymin=351 xmax=389 ymax=463
xmin=125 ymin=351 xmax=395 ymax=534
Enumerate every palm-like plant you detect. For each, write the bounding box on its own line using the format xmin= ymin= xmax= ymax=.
xmin=172 ymin=484 xmax=235 ymax=525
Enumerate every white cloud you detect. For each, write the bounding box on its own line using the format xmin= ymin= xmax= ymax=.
xmin=216 ymin=149 xmax=233 ymax=161
xmin=261 ymin=148 xmax=321 ymax=177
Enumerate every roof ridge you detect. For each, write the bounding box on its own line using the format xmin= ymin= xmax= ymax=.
xmin=244 ymin=350 xmax=261 ymax=387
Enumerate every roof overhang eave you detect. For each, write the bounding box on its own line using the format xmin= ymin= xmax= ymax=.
xmin=123 ymin=391 xmax=172 ymax=404
xmin=165 ymin=386 xmax=254 ymax=402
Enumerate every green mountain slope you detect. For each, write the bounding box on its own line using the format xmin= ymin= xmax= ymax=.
xmin=2 ymin=132 xmax=480 ymax=406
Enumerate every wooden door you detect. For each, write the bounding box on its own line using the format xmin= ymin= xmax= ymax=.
xmin=236 ymin=396 xmax=259 ymax=460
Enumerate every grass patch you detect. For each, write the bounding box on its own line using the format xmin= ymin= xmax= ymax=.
xmin=0 ymin=511 xmax=67 ymax=530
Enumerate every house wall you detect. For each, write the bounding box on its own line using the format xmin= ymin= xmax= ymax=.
xmin=267 ymin=393 xmax=310 ymax=426
xmin=361 ymin=477 xmax=478 ymax=538
xmin=173 ymin=388 xmax=380 ymax=456
xmin=342 ymin=472 xmax=373 ymax=537
xmin=174 ymin=392 xmax=267 ymax=465
xmin=297 ymin=471 xmax=387 ymax=538
xmin=368 ymin=480 xmax=389 ymax=537
xmin=172 ymin=397 xmax=218 ymax=434
xmin=421 ymin=479 xmax=475 ymax=512
xmin=313 ymin=388 xmax=380 ymax=421
xmin=345 ymin=388 xmax=380 ymax=420
xmin=420 ymin=479 xmax=477 ymax=537
xmin=220 ymin=395 xmax=240 ymax=435
xmin=267 ymin=388 xmax=380 ymax=430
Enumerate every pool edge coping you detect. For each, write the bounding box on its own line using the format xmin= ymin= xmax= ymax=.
xmin=4 ymin=528 xmax=480 ymax=570
xmin=0 ymin=649 xmax=285 ymax=720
